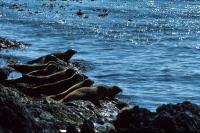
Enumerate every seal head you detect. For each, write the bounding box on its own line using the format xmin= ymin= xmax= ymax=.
xmin=62 ymin=49 xmax=77 ymax=61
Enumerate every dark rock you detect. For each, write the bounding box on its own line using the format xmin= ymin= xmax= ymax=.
xmin=76 ymin=9 xmax=84 ymax=16
xmin=0 ymin=37 xmax=27 ymax=49
xmin=107 ymin=126 xmax=117 ymax=133
xmin=80 ymin=120 xmax=95 ymax=133
xmin=114 ymin=106 xmax=157 ymax=133
xmin=67 ymin=125 xmax=79 ymax=133
xmin=113 ymin=102 xmax=200 ymax=133
xmin=157 ymin=101 xmax=200 ymax=132
xmin=0 ymin=67 xmax=11 ymax=82
xmin=153 ymin=112 xmax=176 ymax=132
xmin=0 ymin=85 xmax=119 ymax=133
xmin=115 ymin=101 xmax=129 ymax=110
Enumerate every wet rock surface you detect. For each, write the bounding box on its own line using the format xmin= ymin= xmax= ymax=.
xmin=0 ymin=37 xmax=27 ymax=49
xmin=1 ymin=82 xmax=199 ymax=133
xmin=113 ymin=102 xmax=200 ymax=133
xmin=0 ymin=84 xmax=120 ymax=133
xmin=0 ymin=67 xmax=11 ymax=82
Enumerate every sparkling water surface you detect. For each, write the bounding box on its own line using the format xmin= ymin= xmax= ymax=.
xmin=1 ymin=0 xmax=200 ymax=110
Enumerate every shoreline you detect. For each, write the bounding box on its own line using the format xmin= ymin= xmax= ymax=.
xmin=0 ymin=83 xmax=199 ymax=133
xmin=0 ymin=37 xmax=200 ymax=132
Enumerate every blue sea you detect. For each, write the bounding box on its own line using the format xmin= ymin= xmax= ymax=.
xmin=0 ymin=0 xmax=200 ymax=110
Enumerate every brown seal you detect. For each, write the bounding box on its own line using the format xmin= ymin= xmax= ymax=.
xmin=27 ymin=63 xmax=59 ymax=76
xmin=27 ymin=49 xmax=77 ymax=64
xmin=48 ymin=79 xmax=94 ymax=100
xmin=28 ymin=73 xmax=87 ymax=96
xmin=59 ymin=85 xmax=122 ymax=107
xmin=5 ymin=68 xmax=76 ymax=85
xmin=24 ymin=68 xmax=76 ymax=85
xmin=8 ymin=61 xmax=56 ymax=74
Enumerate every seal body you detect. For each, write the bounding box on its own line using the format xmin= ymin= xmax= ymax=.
xmin=23 ymin=68 xmax=76 ymax=85
xmin=49 ymin=79 xmax=94 ymax=100
xmin=29 ymin=73 xmax=87 ymax=96
xmin=8 ymin=61 xmax=55 ymax=74
xmin=60 ymin=85 xmax=122 ymax=106
xmin=54 ymin=49 xmax=77 ymax=61
xmin=27 ymin=49 xmax=77 ymax=64
xmin=27 ymin=63 xmax=59 ymax=76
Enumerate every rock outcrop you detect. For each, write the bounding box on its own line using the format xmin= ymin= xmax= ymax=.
xmin=113 ymin=102 xmax=200 ymax=133
xmin=0 ymin=37 xmax=27 ymax=49
xmin=0 ymin=84 xmax=120 ymax=133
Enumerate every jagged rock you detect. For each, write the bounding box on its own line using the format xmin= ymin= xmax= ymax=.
xmin=80 ymin=120 xmax=95 ymax=133
xmin=0 ymin=84 xmax=119 ymax=133
xmin=113 ymin=102 xmax=200 ymax=133
xmin=0 ymin=67 xmax=11 ymax=82
xmin=0 ymin=37 xmax=27 ymax=49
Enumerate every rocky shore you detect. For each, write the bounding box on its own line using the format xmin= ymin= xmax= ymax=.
xmin=0 ymin=83 xmax=200 ymax=133
xmin=0 ymin=37 xmax=27 ymax=49
xmin=0 ymin=37 xmax=200 ymax=133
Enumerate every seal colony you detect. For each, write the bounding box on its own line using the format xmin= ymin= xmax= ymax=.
xmin=1 ymin=49 xmax=122 ymax=107
xmin=1 ymin=48 xmax=200 ymax=133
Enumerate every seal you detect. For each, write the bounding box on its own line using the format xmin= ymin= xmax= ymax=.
xmin=48 ymin=79 xmax=94 ymax=100
xmin=5 ymin=68 xmax=76 ymax=85
xmin=102 ymin=85 xmax=122 ymax=100
xmin=27 ymin=49 xmax=77 ymax=64
xmin=24 ymin=68 xmax=76 ymax=85
xmin=28 ymin=73 xmax=87 ymax=96
xmin=59 ymin=85 xmax=122 ymax=107
xmin=27 ymin=63 xmax=59 ymax=76
xmin=8 ymin=61 xmax=56 ymax=74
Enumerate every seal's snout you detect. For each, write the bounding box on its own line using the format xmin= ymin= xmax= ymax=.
xmin=85 ymin=79 xmax=95 ymax=85
xmin=63 ymin=49 xmax=77 ymax=61
xmin=112 ymin=86 xmax=122 ymax=93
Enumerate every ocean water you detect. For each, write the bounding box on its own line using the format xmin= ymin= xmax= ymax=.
xmin=0 ymin=0 xmax=200 ymax=110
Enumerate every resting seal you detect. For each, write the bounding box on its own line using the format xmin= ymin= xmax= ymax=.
xmin=5 ymin=68 xmax=76 ymax=85
xmin=28 ymin=73 xmax=87 ymax=96
xmin=49 ymin=79 xmax=94 ymax=100
xmin=27 ymin=63 xmax=59 ymax=76
xmin=60 ymin=85 xmax=122 ymax=107
xmin=8 ymin=61 xmax=56 ymax=74
xmin=27 ymin=49 xmax=77 ymax=64
xmin=24 ymin=68 xmax=76 ymax=85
